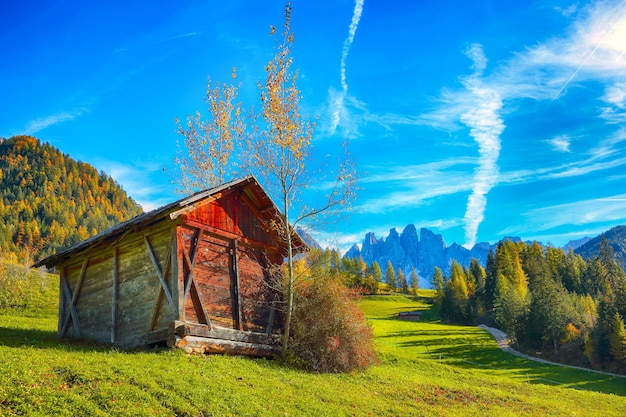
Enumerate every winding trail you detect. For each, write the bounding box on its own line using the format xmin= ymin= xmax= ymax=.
xmin=478 ymin=324 xmax=626 ymax=379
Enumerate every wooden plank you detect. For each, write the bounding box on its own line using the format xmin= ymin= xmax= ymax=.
xmin=111 ymin=248 xmax=118 ymax=344
xmin=57 ymin=267 xmax=66 ymax=335
xmin=59 ymin=274 xmax=82 ymax=338
xmin=169 ymin=321 xmax=270 ymax=345
xmin=182 ymin=218 xmax=281 ymax=254
xmin=149 ymin=288 xmax=165 ymax=331
xmin=175 ymin=228 xmax=185 ymax=320
xmin=145 ymin=328 xmax=169 ymax=345
xmin=181 ymin=229 xmax=210 ymax=325
xmin=168 ymin=334 xmax=277 ymax=357
xmin=231 ymin=240 xmax=243 ymax=331
xmin=144 ymin=235 xmax=177 ymax=314
xmin=265 ymin=293 xmax=279 ymax=335
xmin=60 ymin=258 xmax=88 ymax=337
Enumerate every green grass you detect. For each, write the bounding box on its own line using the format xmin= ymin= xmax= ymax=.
xmin=1 ymin=288 xmax=625 ymax=416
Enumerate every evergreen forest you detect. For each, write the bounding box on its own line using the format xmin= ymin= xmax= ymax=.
xmin=429 ymin=239 xmax=626 ymax=373
xmin=0 ymin=135 xmax=142 ymax=263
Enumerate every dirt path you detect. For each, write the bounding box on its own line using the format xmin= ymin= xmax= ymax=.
xmin=478 ymin=324 xmax=626 ymax=379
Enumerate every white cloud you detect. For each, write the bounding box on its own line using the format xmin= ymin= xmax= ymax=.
xmin=355 ymin=158 xmax=476 ymax=214
xmin=22 ymin=108 xmax=87 ymax=135
xmin=548 ymin=135 xmax=572 ymax=152
xmin=459 ymin=44 xmax=504 ymax=249
xmin=603 ymin=83 xmax=626 ymax=107
xmin=499 ymin=193 xmax=626 ymax=239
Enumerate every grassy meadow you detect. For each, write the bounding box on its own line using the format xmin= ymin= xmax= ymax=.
xmin=1 ymin=277 xmax=625 ymax=416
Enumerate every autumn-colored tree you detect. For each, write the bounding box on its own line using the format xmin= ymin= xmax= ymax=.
xmin=175 ymin=69 xmax=244 ymax=193
xmin=248 ymin=4 xmax=356 ymax=357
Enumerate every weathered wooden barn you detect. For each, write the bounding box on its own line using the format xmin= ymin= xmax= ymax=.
xmin=34 ymin=176 xmax=305 ymax=357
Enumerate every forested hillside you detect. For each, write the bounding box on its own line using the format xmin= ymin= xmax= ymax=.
xmin=0 ymin=135 xmax=142 ymax=262
xmin=432 ymin=238 xmax=626 ymax=374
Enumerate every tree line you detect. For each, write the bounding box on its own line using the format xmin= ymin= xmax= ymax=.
xmin=433 ymin=238 xmax=626 ymax=373
xmin=0 ymin=135 xmax=142 ymax=263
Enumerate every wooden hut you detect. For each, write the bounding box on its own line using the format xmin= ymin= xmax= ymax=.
xmin=34 ymin=176 xmax=305 ymax=357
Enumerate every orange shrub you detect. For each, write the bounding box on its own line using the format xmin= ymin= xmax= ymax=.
xmin=288 ymin=275 xmax=378 ymax=373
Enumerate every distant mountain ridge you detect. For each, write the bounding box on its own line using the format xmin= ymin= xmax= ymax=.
xmin=345 ymin=225 xmax=495 ymax=288
xmin=345 ymin=225 xmax=620 ymax=288
xmin=574 ymin=225 xmax=626 ymax=266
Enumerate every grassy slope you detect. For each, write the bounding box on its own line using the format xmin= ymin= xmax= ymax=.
xmin=1 ymin=288 xmax=625 ymax=416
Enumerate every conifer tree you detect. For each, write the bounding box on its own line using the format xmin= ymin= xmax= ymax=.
xmin=410 ymin=267 xmax=419 ymax=294
xmin=370 ymin=260 xmax=383 ymax=283
xmin=384 ymin=261 xmax=396 ymax=291
xmin=397 ymin=268 xmax=408 ymax=294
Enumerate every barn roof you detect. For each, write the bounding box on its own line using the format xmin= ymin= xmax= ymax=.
xmin=33 ymin=175 xmax=307 ymax=269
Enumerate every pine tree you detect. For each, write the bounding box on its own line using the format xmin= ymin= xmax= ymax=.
xmin=370 ymin=261 xmax=383 ymax=283
xmin=432 ymin=266 xmax=444 ymax=305
xmin=410 ymin=267 xmax=419 ymax=295
xmin=610 ymin=312 xmax=626 ymax=365
xmin=397 ymin=268 xmax=408 ymax=294
xmin=384 ymin=261 xmax=396 ymax=291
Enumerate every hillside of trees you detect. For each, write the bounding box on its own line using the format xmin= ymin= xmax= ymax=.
xmin=432 ymin=238 xmax=626 ymax=374
xmin=0 ymin=135 xmax=142 ymax=263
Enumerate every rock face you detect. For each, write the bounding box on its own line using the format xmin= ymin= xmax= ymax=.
xmin=345 ymin=225 xmax=497 ymax=288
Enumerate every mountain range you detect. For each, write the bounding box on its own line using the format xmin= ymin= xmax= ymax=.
xmin=344 ymin=225 xmax=620 ymax=288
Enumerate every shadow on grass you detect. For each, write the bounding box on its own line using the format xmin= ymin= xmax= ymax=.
xmin=374 ymin=316 xmax=626 ymax=397
xmin=0 ymin=325 xmax=121 ymax=353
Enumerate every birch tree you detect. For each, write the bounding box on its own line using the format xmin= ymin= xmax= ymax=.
xmin=175 ymin=69 xmax=244 ymax=193
xmin=174 ymin=3 xmax=355 ymax=357
xmin=248 ymin=3 xmax=356 ymax=356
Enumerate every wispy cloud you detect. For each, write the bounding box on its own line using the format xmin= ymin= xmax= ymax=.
xmin=459 ymin=44 xmax=504 ymax=248
xmin=548 ymin=135 xmax=572 ymax=152
xmin=499 ymin=193 xmax=626 ymax=238
xmin=114 ymin=31 xmax=202 ymax=53
xmin=22 ymin=108 xmax=87 ymax=135
xmin=94 ymin=159 xmax=175 ymax=211
xmin=355 ymin=158 xmax=475 ymax=214
xmin=328 ymin=0 xmax=364 ymax=136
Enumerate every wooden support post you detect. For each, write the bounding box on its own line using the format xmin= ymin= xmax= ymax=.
xmin=111 ymin=248 xmax=118 ymax=344
xmin=181 ymin=228 xmax=210 ymax=326
xmin=60 ymin=258 xmax=87 ymax=338
xmin=145 ymin=235 xmax=177 ymax=314
xmin=231 ymin=239 xmax=243 ymax=331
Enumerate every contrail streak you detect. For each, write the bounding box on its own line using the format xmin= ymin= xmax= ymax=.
xmin=331 ymin=0 xmax=364 ymax=133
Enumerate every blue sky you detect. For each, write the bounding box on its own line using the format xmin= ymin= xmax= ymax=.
xmin=2 ymin=0 xmax=626 ymax=251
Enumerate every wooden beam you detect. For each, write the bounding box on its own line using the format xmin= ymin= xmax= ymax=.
xmin=231 ymin=240 xmax=243 ymax=331
xmin=181 ymin=229 xmax=211 ymax=326
xmin=111 ymin=248 xmax=118 ymax=344
xmin=169 ymin=194 xmax=220 ymax=220
xmin=175 ymin=228 xmax=185 ymax=320
xmin=144 ymin=235 xmax=177 ymax=314
xmin=60 ymin=258 xmax=87 ymax=338
xmin=167 ymin=334 xmax=277 ymax=357
xmin=59 ymin=274 xmax=82 ymax=338
xmin=57 ymin=267 xmax=66 ymax=335
xmin=181 ymin=219 xmax=282 ymax=254
xmin=169 ymin=321 xmax=270 ymax=345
